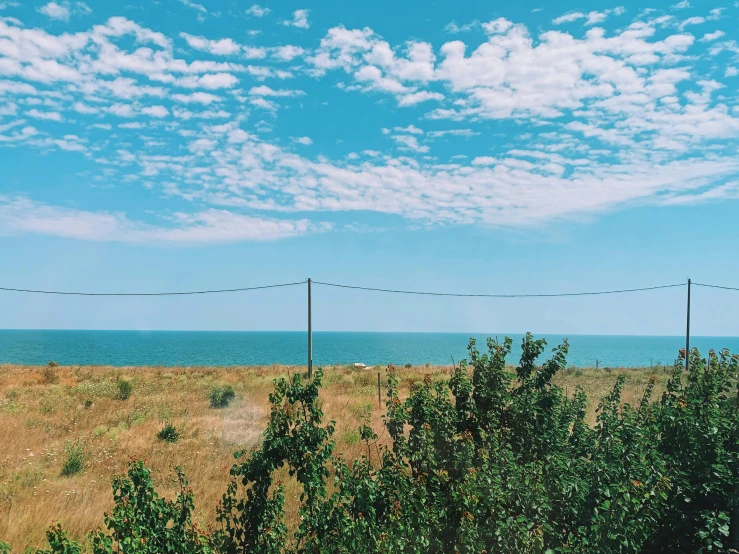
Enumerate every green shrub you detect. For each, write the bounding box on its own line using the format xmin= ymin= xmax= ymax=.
xmin=47 ymin=360 xmax=59 ymax=368
xmin=60 ymin=441 xmax=84 ymax=477
xmin=404 ymin=363 xmax=412 ymax=368
xmin=115 ymin=380 xmax=132 ymax=401
xmin=157 ymin=424 xmax=179 ymax=443
xmin=33 ymin=523 xmax=83 ymax=554
xmin=208 ymin=384 xmax=235 ymax=409
xmin=90 ymin=460 xmax=211 ymax=553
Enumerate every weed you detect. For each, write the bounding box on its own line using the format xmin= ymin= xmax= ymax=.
xmin=208 ymin=384 xmax=235 ymax=409
xmin=60 ymin=441 xmax=84 ymax=477
xmin=343 ymin=430 xmax=360 ymax=445
xmin=42 ymin=364 xmax=58 ymax=385
xmin=116 ymin=380 xmax=132 ymax=401
xmin=157 ymin=423 xmax=180 ymax=443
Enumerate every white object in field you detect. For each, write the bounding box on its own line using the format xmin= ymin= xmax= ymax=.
xmin=354 ymin=363 xmax=367 ymax=370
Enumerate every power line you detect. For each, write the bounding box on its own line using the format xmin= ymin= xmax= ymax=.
xmin=6 ymin=279 xmax=738 ymax=299
xmin=312 ymin=281 xmax=686 ymax=298
xmin=693 ymin=282 xmax=739 ymax=292
xmin=0 ymin=281 xmax=306 ymax=296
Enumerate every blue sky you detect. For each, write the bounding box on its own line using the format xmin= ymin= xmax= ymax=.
xmin=1 ymin=0 xmax=739 ymax=335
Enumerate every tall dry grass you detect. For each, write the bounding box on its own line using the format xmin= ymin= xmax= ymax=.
xmin=0 ymin=361 xmax=669 ymax=551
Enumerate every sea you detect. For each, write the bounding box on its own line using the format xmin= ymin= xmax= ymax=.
xmin=1 ymin=330 xmax=738 ymax=368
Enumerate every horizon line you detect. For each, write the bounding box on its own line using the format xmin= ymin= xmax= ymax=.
xmin=1 ymin=328 xmax=737 ymax=339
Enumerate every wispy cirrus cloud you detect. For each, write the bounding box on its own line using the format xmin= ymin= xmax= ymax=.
xmin=0 ymin=196 xmax=329 ymax=243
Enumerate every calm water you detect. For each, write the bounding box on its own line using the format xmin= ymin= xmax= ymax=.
xmin=1 ymin=330 xmax=738 ymax=368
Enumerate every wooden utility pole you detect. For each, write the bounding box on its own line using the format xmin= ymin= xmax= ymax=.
xmin=308 ymin=278 xmax=313 ymax=381
xmin=685 ymin=278 xmax=691 ymax=372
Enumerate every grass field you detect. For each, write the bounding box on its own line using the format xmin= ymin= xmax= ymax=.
xmin=0 ymin=361 xmax=672 ymax=551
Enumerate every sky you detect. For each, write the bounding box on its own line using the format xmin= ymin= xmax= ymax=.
xmin=1 ymin=0 xmax=739 ymax=336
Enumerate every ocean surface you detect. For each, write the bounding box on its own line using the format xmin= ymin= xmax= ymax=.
xmin=1 ymin=330 xmax=738 ymax=368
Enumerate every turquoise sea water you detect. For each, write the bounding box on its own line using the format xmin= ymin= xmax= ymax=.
xmin=1 ymin=330 xmax=738 ymax=368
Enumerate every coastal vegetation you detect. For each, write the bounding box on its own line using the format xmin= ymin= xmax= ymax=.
xmin=0 ymin=335 xmax=736 ymax=553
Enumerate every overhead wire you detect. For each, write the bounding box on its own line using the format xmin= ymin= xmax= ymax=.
xmin=0 ymin=280 xmax=736 ymax=298
xmin=311 ymin=281 xmax=686 ymax=298
xmin=0 ymin=281 xmax=306 ymax=296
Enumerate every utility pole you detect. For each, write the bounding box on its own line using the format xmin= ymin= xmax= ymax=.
xmin=685 ymin=278 xmax=691 ymax=372
xmin=308 ymin=278 xmax=313 ymax=381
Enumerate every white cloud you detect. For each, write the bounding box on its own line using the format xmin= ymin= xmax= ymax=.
xmin=284 ymin=9 xmax=310 ymax=29
xmin=398 ymin=91 xmax=444 ymax=107
xmin=553 ymin=8 xmax=623 ymax=26
xmin=391 ymin=134 xmax=429 ymax=153
xmin=445 ymin=20 xmax=479 ymax=34
xmin=38 ymin=2 xmax=70 ymax=21
xmin=197 ymin=73 xmax=238 ymax=89
xmin=249 ymin=85 xmax=304 ymax=96
xmin=1 ymin=7 xmax=739 ymax=238
xmin=472 ymin=156 xmax=497 ymax=165
xmin=250 ymin=97 xmax=277 ymax=110
xmin=699 ymin=31 xmax=725 ymax=42
xmin=180 ymin=33 xmax=241 ymax=55
xmin=427 ymin=129 xmax=478 ymax=138
xmin=291 ymin=136 xmax=312 ymax=145
xmin=243 ymin=46 xmax=267 ymax=59
xmin=679 ymin=16 xmax=705 ymax=29
xmin=141 ymin=105 xmax=169 ymax=117
xmin=171 ymin=92 xmax=222 ymax=105
xmin=395 ymin=125 xmax=423 ymax=135
xmin=178 ymin=0 xmax=206 ymax=15
xmin=672 ymin=0 xmax=690 ymax=7
xmin=246 ymin=4 xmax=269 ymax=17
xmin=272 ymin=45 xmax=305 ymax=62
xmin=0 ymin=196 xmax=324 ymax=243
xmin=27 ymin=109 xmax=63 ymax=121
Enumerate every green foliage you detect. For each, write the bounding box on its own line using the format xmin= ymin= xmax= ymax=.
xmin=208 ymin=384 xmax=235 ymax=409
xmin=116 ymin=380 xmax=132 ymax=401
xmin=60 ymin=441 xmax=84 ymax=477
xmin=22 ymin=335 xmax=739 ymax=554
xmin=33 ymin=523 xmax=83 ymax=553
xmin=90 ymin=460 xmax=212 ymax=554
xmin=157 ymin=423 xmax=180 ymax=443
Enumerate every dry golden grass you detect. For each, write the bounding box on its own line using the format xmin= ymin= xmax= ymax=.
xmin=0 ymin=361 xmax=670 ymax=551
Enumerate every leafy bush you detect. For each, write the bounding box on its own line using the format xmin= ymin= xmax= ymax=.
xmin=115 ymin=380 xmax=132 ymax=401
xmin=90 ymin=460 xmax=212 ymax=554
xmin=208 ymin=384 xmax=235 ymax=409
xmin=60 ymin=441 xmax=84 ymax=477
xmin=157 ymin=423 xmax=180 ymax=443
xmin=47 ymin=360 xmax=59 ymax=368
xmin=33 ymin=523 xmax=83 ymax=554
xmin=19 ymin=336 xmax=739 ymax=553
